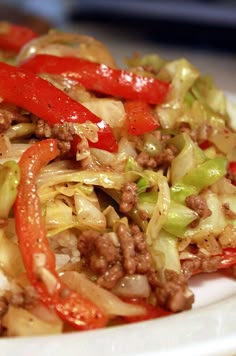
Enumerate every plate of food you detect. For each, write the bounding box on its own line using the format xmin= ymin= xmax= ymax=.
xmin=0 ymin=21 xmax=235 ymax=356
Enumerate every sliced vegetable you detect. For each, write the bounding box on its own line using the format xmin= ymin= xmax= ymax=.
xmin=0 ymin=161 xmax=20 ymax=219
xmin=219 ymin=248 xmax=236 ymax=269
xmin=20 ymin=54 xmax=170 ymax=104
xmin=124 ymin=100 xmax=159 ymax=135
xmin=122 ymin=299 xmax=171 ymax=323
xmin=182 ymin=156 xmax=227 ymax=191
xmin=228 ymin=161 xmax=236 ymax=185
xmin=171 ymin=156 xmax=227 ymax=204
xmin=16 ymin=31 xmax=117 ymax=68
xmin=0 ymin=22 xmax=38 ymax=53
xmin=61 ymin=271 xmax=146 ymax=317
xmin=14 ymin=139 xmax=108 ymax=330
xmin=170 ymin=133 xmax=205 ymax=185
xmin=193 ymin=248 xmax=236 ymax=275
xmin=2 ymin=305 xmax=63 ymax=337
xmin=0 ymin=61 xmax=117 ymax=153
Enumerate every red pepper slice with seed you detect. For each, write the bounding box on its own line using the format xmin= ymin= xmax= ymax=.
xmin=0 ymin=61 xmax=117 ymax=153
xmin=20 ymin=54 xmax=170 ymax=104
xmin=14 ymin=139 xmax=108 ymax=330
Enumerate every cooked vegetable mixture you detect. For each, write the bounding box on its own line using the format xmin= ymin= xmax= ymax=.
xmin=0 ymin=21 xmax=235 ymax=336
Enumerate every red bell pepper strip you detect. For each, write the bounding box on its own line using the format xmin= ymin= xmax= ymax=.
xmin=0 ymin=61 xmax=117 ymax=153
xmin=218 ymin=248 xmax=236 ymax=269
xmin=198 ymin=140 xmax=212 ymax=150
xmin=122 ymin=299 xmax=171 ymax=324
xmin=14 ymin=139 xmax=108 ymax=330
xmin=0 ymin=22 xmax=37 ymax=53
xmin=228 ymin=161 xmax=236 ymax=186
xmin=124 ymin=100 xmax=159 ymax=135
xmin=20 ymin=54 xmax=170 ymax=104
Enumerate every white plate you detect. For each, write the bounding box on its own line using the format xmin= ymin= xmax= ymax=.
xmin=1 ymin=271 xmax=236 ymax=356
xmin=1 ymin=56 xmax=236 ymax=356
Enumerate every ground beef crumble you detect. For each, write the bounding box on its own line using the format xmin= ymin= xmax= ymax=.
xmin=119 ymin=182 xmax=138 ymax=213
xmin=117 ymin=223 xmax=152 ymax=275
xmin=78 ymin=223 xmax=194 ymax=313
xmin=185 ymin=194 xmax=212 ymax=227
xmin=181 ymin=254 xmax=222 ymax=279
xmin=185 ymin=194 xmax=212 ymax=219
xmin=35 ymin=119 xmax=76 ymax=155
xmin=148 ymin=269 xmax=194 ymax=312
xmin=78 ymin=223 xmax=152 ymax=289
xmin=0 ymin=103 xmax=31 ymax=133
xmin=136 ymin=144 xmax=178 ymax=170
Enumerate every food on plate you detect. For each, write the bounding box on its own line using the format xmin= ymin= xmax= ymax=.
xmin=0 ymin=21 xmax=235 ymax=336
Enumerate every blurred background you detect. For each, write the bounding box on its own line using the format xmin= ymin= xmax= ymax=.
xmin=1 ymin=0 xmax=236 ymax=92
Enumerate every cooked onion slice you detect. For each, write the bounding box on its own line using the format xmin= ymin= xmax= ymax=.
xmin=61 ymin=271 xmax=146 ymax=317
xmin=17 ymin=31 xmax=116 ymax=68
xmin=112 ymin=274 xmax=151 ymax=299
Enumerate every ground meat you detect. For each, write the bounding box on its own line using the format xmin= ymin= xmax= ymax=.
xmin=78 ymin=230 xmax=120 ymax=275
xmin=200 ymin=255 xmax=222 ymax=273
xmin=181 ymin=254 xmax=222 ymax=278
xmin=222 ymin=203 xmax=236 ymax=219
xmin=35 ymin=119 xmax=77 ymax=155
xmin=136 ymin=145 xmax=178 ymax=170
xmin=35 ymin=119 xmax=52 ymax=138
xmin=136 ymin=152 xmax=157 ymax=169
xmin=185 ymin=194 xmax=212 ymax=227
xmin=178 ymin=122 xmax=191 ymax=134
xmin=0 ymin=103 xmax=30 ymax=133
xmin=78 ymin=224 xmax=152 ymax=289
xmin=149 ymin=269 xmax=194 ymax=312
xmin=97 ymin=264 xmax=124 ymax=290
xmin=155 ymin=145 xmax=178 ymax=167
xmin=78 ymin=230 xmax=123 ymax=288
xmin=117 ymin=224 xmax=136 ymax=274
xmin=35 ymin=120 xmax=76 ymax=142
xmin=117 ymin=223 xmax=152 ymax=275
xmin=218 ymin=224 xmax=236 ymax=248
xmin=138 ymin=209 xmax=149 ymax=221
xmin=119 ymin=182 xmax=138 ymax=213
xmin=10 ymin=286 xmax=38 ymax=308
xmin=52 ymin=123 xmax=76 ymax=141
xmin=181 ymin=258 xmax=202 ymax=279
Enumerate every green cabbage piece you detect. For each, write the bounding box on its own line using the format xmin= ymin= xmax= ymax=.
xmin=171 ymin=156 xmax=227 ymax=204
xmin=149 ymin=229 xmax=181 ymax=275
xmin=170 ymin=133 xmax=205 ymax=184
xmin=163 ymin=202 xmax=198 ymax=237
xmin=156 ymin=58 xmax=199 ymax=129
xmin=138 ymin=192 xmax=198 ymax=237
xmin=184 ymin=191 xmax=236 ymax=241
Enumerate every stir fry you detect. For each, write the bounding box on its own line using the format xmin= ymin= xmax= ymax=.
xmin=0 ymin=21 xmax=235 ymax=336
